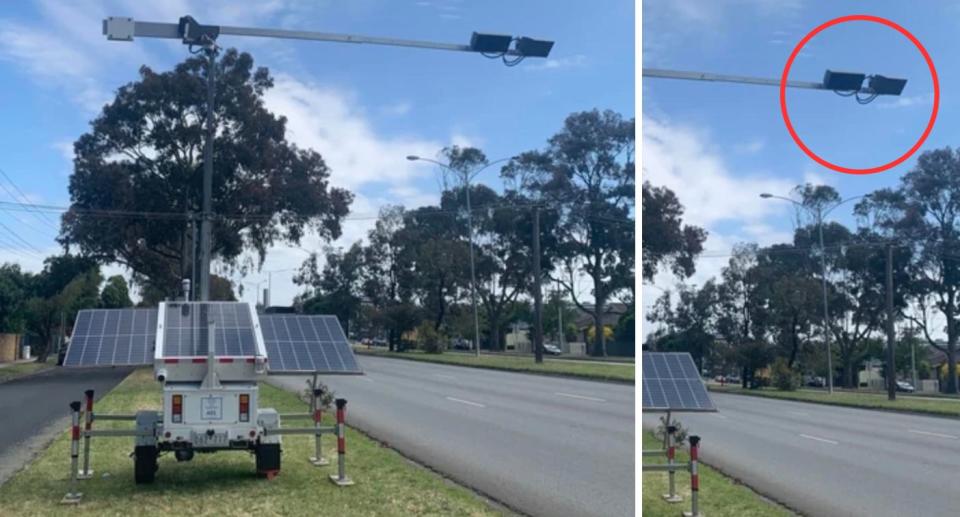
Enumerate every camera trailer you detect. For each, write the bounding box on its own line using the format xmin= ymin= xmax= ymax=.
xmin=60 ymin=302 xmax=362 ymax=504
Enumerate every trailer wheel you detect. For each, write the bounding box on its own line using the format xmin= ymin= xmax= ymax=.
xmin=134 ymin=445 xmax=158 ymax=484
xmin=256 ymin=443 xmax=281 ymax=475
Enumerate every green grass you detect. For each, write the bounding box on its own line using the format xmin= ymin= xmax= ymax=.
xmin=0 ymin=369 xmax=500 ymax=516
xmin=0 ymin=359 xmax=55 ymax=383
xmin=642 ymin=431 xmax=793 ymax=517
xmin=710 ymin=385 xmax=960 ymax=418
xmin=354 ymin=347 xmax=634 ymax=382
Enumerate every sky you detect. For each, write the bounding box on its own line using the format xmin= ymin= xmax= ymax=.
xmin=0 ymin=0 xmax=635 ymax=307
xmin=642 ymin=0 xmax=957 ymax=332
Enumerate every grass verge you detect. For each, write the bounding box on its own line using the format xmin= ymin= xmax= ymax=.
xmin=0 ymin=368 xmax=500 ymax=516
xmin=0 ymin=359 xmax=55 ymax=383
xmin=354 ymin=347 xmax=634 ymax=383
xmin=710 ymin=385 xmax=960 ymax=418
xmin=641 ymin=431 xmax=793 ymax=517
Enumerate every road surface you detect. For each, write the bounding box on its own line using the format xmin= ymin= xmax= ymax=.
xmin=641 ymin=392 xmax=960 ymax=517
xmin=270 ymin=355 xmax=634 ymax=517
xmin=0 ymin=366 xmax=133 ymax=484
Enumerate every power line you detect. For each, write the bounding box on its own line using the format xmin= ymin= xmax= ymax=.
xmin=0 ymin=166 xmax=60 ymax=230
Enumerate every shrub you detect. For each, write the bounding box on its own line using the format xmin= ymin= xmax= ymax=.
xmin=300 ymin=379 xmax=335 ymax=409
xmin=416 ymin=322 xmax=446 ymax=354
xmin=653 ymin=415 xmax=688 ymax=445
xmin=771 ymin=357 xmax=801 ymax=391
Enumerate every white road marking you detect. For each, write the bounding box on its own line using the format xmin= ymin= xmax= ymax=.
xmin=434 ymin=374 xmax=457 ymax=380
xmin=908 ymin=429 xmax=959 ymax=440
xmin=788 ymin=411 xmax=810 ymax=417
xmin=446 ymin=397 xmax=486 ymax=408
xmin=799 ymin=434 xmax=839 ymax=445
xmin=711 ymin=413 xmax=728 ymax=419
xmin=554 ymin=392 xmax=606 ymax=402
xmin=360 ymin=376 xmax=374 ymax=382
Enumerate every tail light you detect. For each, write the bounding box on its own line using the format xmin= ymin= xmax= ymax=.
xmin=239 ymin=394 xmax=250 ymax=422
xmin=172 ymin=394 xmax=183 ymax=423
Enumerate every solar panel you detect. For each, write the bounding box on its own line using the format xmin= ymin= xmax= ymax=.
xmin=63 ymin=308 xmax=158 ymax=367
xmin=642 ymin=352 xmax=716 ymax=412
xmin=161 ymin=302 xmax=258 ymax=357
xmin=259 ymin=314 xmax=362 ymax=374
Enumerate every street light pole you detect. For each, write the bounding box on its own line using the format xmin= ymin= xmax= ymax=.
xmin=104 ymin=15 xmax=553 ymax=305
xmin=816 ymin=208 xmax=835 ymax=394
xmin=407 ymin=155 xmax=513 ymax=358
xmin=760 ymin=192 xmax=865 ymax=394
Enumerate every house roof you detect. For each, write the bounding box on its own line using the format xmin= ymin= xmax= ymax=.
xmin=574 ymin=303 xmax=628 ymax=328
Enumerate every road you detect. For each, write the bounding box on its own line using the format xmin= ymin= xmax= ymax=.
xmin=270 ymin=355 xmax=634 ymax=517
xmin=641 ymin=392 xmax=960 ymax=517
xmin=0 ymin=366 xmax=132 ymax=484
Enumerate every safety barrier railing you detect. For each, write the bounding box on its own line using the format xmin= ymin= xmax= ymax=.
xmin=641 ymin=424 xmax=704 ymax=517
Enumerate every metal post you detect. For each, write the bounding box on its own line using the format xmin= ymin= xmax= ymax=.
xmin=887 ymin=244 xmax=896 ymax=401
xmin=267 ymin=271 xmax=272 ymax=308
xmin=911 ymin=318 xmax=918 ymax=391
xmin=78 ymin=390 xmax=94 ymax=479
xmin=683 ymin=435 xmax=702 ymax=517
xmin=817 ymin=210 xmax=834 ymax=394
xmin=557 ymin=279 xmax=565 ymax=352
xmin=190 ymin=214 xmax=198 ymax=301
xmin=663 ymin=423 xmax=682 ymax=503
xmin=465 ymin=175 xmax=481 ymax=357
xmin=309 ymin=380 xmax=328 ymax=466
xmin=198 ymin=44 xmax=216 ymax=301
xmin=532 ymin=207 xmax=544 ymax=364
xmin=329 ymin=398 xmax=354 ymax=486
xmin=61 ymin=401 xmax=83 ymax=504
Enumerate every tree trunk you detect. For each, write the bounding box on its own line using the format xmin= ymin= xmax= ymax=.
xmin=489 ymin=324 xmax=501 ymax=353
xmin=592 ymin=267 xmax=606 ymax=357
xmin=948 ymin=313 xmax=958 ymax=394
xmin=844 ymin=356 xmax=855 ymax=389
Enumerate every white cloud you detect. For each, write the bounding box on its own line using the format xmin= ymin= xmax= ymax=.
xmin=263 ymin=73 xmax=442 ymax=191
xmin=876 ymin=92 xmax=934 ymax=110
xmin=381 ymin=101 xmax=412 ymax=116
xmin=733 ymin=138 xmax=765 ymax=154
xmin=52 ymin=141 xmax=74 ymax=163
xmin=526 ymin=54 xmax=587 ymax=71
xmin=642 ymin=116 xmax=797 ymax=328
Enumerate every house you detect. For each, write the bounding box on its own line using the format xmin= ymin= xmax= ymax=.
xmin=573 ymin=303 xmax=628 ymax=343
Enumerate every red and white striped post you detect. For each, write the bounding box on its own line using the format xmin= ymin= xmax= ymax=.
xmin=78 ymin=389 xmax=94 ymax=479
xmin=309 ymin=386 xmax=329 ymax=466
xmin=61 ymin=401 xmax=83 ymax=504
xmin=662 ymin=424 xmax=682 ymax=503
xmin=683 ymin=435 xmax=702 ymax=517
xmin=328 ymin=398 xmax=354 ymax=486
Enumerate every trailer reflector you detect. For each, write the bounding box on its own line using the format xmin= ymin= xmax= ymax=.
xmin=172 ymin=395 xmax=183 ymax=423
xmin=164 ymin=358 xmax=179 ymax=364
xmin=239 ymin=394 xmax=250 ymax=422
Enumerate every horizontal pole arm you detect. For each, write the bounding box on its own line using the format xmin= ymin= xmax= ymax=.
xmin=263 ymin=426 xmax=337 ymax=436
xmin=84 ymin=429 xmax=153 ymax=438
xmin=126 ymin=20 xmax=522 ymax=55
xmin=92 ymin=413 xmax=137 ymax=421
xmin=641 ymin=450 xmax=668 ymax=456
xmin=641 ymin=463 xmax=687 ymax=472
xmin=643 ymin=68 xmax=877 ymax=94
xmin=278 ymin=413 xmax=314 ymax=419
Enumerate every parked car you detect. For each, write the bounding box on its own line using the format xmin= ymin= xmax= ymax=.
xmin=805 ymin=375 xmax=827 ymax=388
xmin=896 ymin=381 xmax=916 ymax=393
xmin=371 ymin=337 xmax=387 ymax=347
xmin=543 ymin=344 xmax=562 ymax=356
xmin=451 ymin=338 xmax=471 ymax=350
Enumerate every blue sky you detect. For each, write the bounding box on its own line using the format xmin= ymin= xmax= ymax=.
xmin=0 ymin=0 xmax=634 ymax=306
xmin=643 ymin=0 xmax=954 ymax=323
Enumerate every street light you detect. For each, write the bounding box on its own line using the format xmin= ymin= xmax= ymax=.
xmin=760 ymin=192 xmax=865 ymax=394
xmin=103 ymin=15 xmax=554 ymax=301
xmin=406 ymin=154 xmax=513 ymax=357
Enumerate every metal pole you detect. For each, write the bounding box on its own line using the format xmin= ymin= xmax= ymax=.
xmin=557 ymin=279 xmax=565 ymax=351
xmin=310 ymin=374 xmax=328 ymax=466
xmin=817 ymin=210 xmax=834 ymax=394
xmin=266 ymin=271 xmax=272 ymax=307
xmin=61 ymin=401 xmax=83 ymax=504
xmin=911 ymin=318 xmax=918 ymax=390
xmin=887 ymin=244 xmax=896 ymax=401
xmin=79 ymin=390 xmax=94 ymax=479
xmin=198 ymin=44 xmax=216 ymax=301
xmin=465 ymin=174 xmax=481 ymax=357
xmin=329 ymin=398 xmax=354 ymax=486
xmin=190 ymin=214 xmax=198 ymax=301
xmin=663 ymin=423 xmax=681 ymax=503
xmin=532 ymin=207 xmax=544 ymax=364
xmin=684 ymin=435 xmax=702 ymax=517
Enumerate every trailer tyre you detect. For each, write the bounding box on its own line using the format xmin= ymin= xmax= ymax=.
xmin=256 ymin=443 xmax=281 ymax=474
xmin=134 ymin=445 xmax=158 ymax=484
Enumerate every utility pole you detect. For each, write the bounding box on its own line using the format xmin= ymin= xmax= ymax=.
xmin=190 ymin=214 xmax=198 ymax=302
xmin=464 ymin=177 xmax=481 ymax=357
xmin=887 ymin=243 xmax=896 ymax=401
xmin=557 ymin=278 xmax=565 ymax=352
xmin=911 ymin=317 xmax=918 ymax=390
xmin=104 ymin=14 xmax=554 ymax=305
xmin=816 ymin=209 xmax=835 ymax=394
xmin=532 ymin=207 xmax=544 ymax=364
xmin=198 ymin=42 xmax=216 ymax=301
